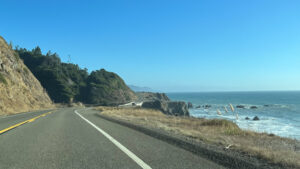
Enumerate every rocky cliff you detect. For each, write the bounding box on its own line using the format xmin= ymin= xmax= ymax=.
xmin=0 ymin=36 xmax=52 ymax=115
xmin=142 ymin=100 xmax=189 ymax=116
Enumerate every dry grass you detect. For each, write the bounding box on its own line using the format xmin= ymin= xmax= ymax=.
xmin=0 ymin=36 xmax=53 ymax=116
xmin=96 ymin=106 xmax=300 ymax=168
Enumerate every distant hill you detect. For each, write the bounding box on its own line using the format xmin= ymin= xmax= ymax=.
xmin=0 ymin=36 xmax=52 ymax=115
xmin=15 ymin=46 xmax=136 ymax=105
xmin=85 ymin=69 xmax=137 ymax=105
xmin=129 ymin=85 xmax=154 ymax=92
xmin=135 ymin=92 xmax=170 ymax=102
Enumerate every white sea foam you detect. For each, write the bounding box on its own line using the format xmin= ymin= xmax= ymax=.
xmin=190 ymin=107 xmax=300 ymax=139
xmin=168 ymin=92 xmax=300 ymax=140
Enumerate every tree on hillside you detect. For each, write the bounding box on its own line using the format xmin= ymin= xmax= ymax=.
xmin=15 ymin=46 xmax=135 ymax=104
xmin=15 ymin=47 xmax=88 ymax=103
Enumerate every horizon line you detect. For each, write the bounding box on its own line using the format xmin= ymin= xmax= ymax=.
xmin=163 ymin=90 xmax=300 ymax=93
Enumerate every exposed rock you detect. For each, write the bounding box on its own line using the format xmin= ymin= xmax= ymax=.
xmin=135 ymin=92 xmax=170 ymax=102
xmin=187 ymin=102 xmax=193 ymax=109
xmin=142 ymin=100 xmax=189 ymax=116
xmin=167 ymin=102 xmax=190 ymax=116
xmin=195 ymin=105 xmax=201 ymax=109
xmin=245 ymin=117 xmax=250 ymax=120
xmin=253 ymin=116 xmax=260 ymax=121
xmin=0 ymin=36 xmax=53 ymax=115
xmin=204 ymin=105 xmax=212 ymax=109
xmin=236 ymin=105 xmax=245 ymax=109
xmin=250 ymin=106 xmax=258 ymax=109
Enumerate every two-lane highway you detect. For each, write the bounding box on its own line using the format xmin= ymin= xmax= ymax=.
xmin=0 ymin=108 xmax=226 ymax=169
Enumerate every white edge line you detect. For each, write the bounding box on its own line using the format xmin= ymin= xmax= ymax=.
xmin=74 ymin=110 xmax=152 ymax=169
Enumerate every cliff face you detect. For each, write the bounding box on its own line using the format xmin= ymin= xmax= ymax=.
xmin=0 ymin=36 xmax=52 ymax=115
xmin=142 ymin=100 xmax=189 ymax=116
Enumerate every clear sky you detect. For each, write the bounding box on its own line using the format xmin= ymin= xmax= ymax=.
xmin=1 ymin=0 xmax=300 ymax=92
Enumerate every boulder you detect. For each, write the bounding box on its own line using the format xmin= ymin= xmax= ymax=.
xmin=188 ymin=102 xmax=193 ymax=109
xmin=245 ymin=117 xmax=250 ymax=120
xmin=236 ymin=105 xmax=245 ymax=109
xmin=142 ymin=100 xmax=189 ymax=116
xmin=253 ymin=116 xmax=260 ymax=121
xmin=250 ymin=106 xmax=258 ymax=109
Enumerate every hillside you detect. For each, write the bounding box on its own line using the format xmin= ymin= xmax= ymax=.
xmin=0 ymin=36 xmax=52 ymax=115
xmin=16 ymin=47 xmax=88 ymax=103
xmin=15 ymin=46 xmax=136 ymax=105
xmin=85 ymin=69 xmax=137 ymax=105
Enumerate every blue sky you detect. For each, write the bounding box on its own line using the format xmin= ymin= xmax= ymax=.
xmin=1 ymin=0 xmax=300 ymax=92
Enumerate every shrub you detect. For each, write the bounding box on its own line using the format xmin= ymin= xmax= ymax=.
xmin=201 ymin=119 xmax=237 ymax=127
xmin=0 ymin=73 xmax=7 ymax=85
xmin=23 ymin=67 xmax=29 ymax=74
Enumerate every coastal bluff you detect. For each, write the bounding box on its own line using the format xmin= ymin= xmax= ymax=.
xmin=142 ymin=100 xmax=189 ymax=116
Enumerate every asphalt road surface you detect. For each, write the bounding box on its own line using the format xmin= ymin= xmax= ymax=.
xmin=0 ymin=108 xmax=226 ymax=169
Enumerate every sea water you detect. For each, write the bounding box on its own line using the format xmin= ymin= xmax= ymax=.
xmin=167 ymin=91 xmax=300 ymax=140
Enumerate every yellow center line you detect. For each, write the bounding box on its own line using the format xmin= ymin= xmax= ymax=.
xmin=0 ymin=111 xmax=52 ymax=135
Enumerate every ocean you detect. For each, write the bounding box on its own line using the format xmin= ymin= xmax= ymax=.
xmin=167 ymin=91 xmax=300 ymax=140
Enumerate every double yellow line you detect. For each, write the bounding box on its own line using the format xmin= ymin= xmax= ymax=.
xmin=0 ymin=111 xmax=52 ymax=135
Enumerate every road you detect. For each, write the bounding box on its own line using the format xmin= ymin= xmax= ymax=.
xmin=0 ymin=108 xmax=226 ymax=169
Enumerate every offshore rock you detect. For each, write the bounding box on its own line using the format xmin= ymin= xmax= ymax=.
xmin=188 ymin=102 xmax=193 ymax=109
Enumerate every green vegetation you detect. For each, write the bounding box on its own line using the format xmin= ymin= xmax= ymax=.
xmin=85 ymin=69 xmax=134 ymax=105
xmin=15 ymin=46 xmax=135 ymax=104
xmin=0 ymin=73 xmax=7 ymax=85
xmin=16 ymin=47 xmax=87 ymax=103
xmin=23 ymin=67 xmax=29 ymax=74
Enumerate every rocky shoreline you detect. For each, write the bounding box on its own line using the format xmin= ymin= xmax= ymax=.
xmin=134 ymin=92 xmax=190 ymax=116
xmin=96 ymin=113 xmax=294 ymax=169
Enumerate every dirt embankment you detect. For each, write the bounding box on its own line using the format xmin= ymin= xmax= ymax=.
xmin=0 ymin=36 xmax=53 ymax=115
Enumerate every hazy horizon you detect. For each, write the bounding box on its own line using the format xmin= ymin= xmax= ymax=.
xmin=1 ymin=0 xmax=300 ymax=92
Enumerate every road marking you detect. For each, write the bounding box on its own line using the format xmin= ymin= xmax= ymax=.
xmin=0 ymin=110 xmax=54 ymax=119
xmin=0 ymin=111 xmax=52 ymax=135
xmin=74 ymin=110 xmax=152 ymax=169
